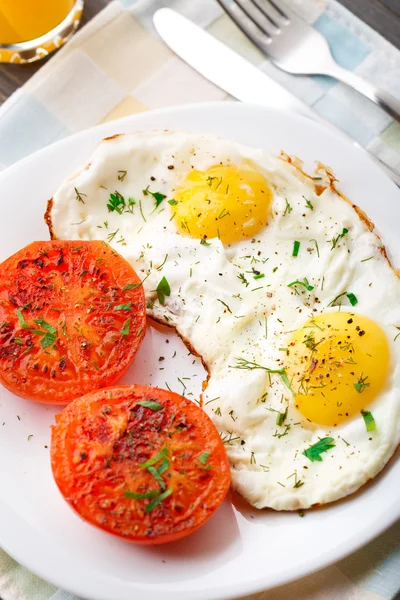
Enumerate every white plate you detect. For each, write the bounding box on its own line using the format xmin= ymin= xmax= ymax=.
xmin=0 ymin=102 xmax=399 ymax=600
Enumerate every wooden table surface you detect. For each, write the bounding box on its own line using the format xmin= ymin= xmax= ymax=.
xmin=0 ymin=0 xmax=399 ymax=104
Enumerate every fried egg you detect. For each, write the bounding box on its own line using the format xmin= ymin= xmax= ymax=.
xmin=47 ymin=131 xmax=400 ymax=510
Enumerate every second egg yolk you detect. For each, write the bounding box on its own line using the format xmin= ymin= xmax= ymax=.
xmin=172 ymin=163 xmax=272 ymax=244
xmin=285 ymin=312 xmax=390 ymax=427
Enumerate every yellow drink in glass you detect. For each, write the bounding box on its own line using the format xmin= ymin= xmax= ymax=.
xmin=0 ymin=0 xmax=83 ymax=63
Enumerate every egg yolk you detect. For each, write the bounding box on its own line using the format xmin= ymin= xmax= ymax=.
xmin=285 ymin=312 xmax=389 ymax=427
xmin=172 ymin=163 xmax=272 ymax=244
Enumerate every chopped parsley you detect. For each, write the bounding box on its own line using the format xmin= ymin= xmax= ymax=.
xmin=143 ymin=185 xmax=166 ymax=208
xmin=292 ymin=241 xmax=300 ymax=257
xmin=168 ymin=199 xmax=179 ymax=206
xmin=156 ymin=277 xmax=171 ymax=305
xmin=200 ymin=237 xmax=211 ymax=247
xmin=107 ymin=191 xmax=125 ymax=213
xmin=361 ymin=409 xmax=375 ymax=431
xmin=302 ymin=437 xmax=335 ymax=462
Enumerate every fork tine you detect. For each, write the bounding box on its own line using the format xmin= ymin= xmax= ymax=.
xmin=233 ymin=0 xmax=278 ymax=37
xmin=216 ymin=0 xmax=272 ymax=51
xmin=252 ymin=0 xmax=289 ymax=26
xmin=263 ymin=0 xmax=290 ymax=22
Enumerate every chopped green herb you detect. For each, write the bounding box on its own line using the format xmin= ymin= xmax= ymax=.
xmin=136 ymin=400 xmax=163 ymax=412
xmin=302 ymin=437 xmax=335 ymax=462
xmin=168 ymin=199 xmax=179 ymax=206
xmin=303 ymin=196 xmax=313 ymax=210
xmin=198 ymin=451 xmax=210 ymax=465
xmin=309 ymin=239 xmax=320 ymax=258
xmin=292 ymin=240 xmax=300 ymax=257
xmin=107 ymin=228 xmax=119 ymax=243
xmin=238 ymin=273 xmax=249 ymax=287
xmin=354 ymin=374 xmax=370 ymax=393
xmin=74 ymin=187 xmax=86 ymax=203
xmin=143 ymin=185 xmax=166 ymax=208
xmin=145 ymin=488 xmax=173 ymax=514
xmin=217 ymin=299 xmax=232 ymax=313
xmin=200 ymin=237 xmax=211 ymax=247
xmin=276 ymin=407 xmax=288 ymax=426
xmin=139 ymin=200 xmax=147 ymax=222
xmin=16 ymin=308 xmax=28 ymax=330
xmin=120 ymin=317 xmax=131 ymax=337
xmin=328 ymin=291 xmax=357 ymax=307
xmin=283 ymin=198 xmax=292 ymax=216
xmin=147 ymin=465 xmax=167 ymax=490
xmin=140 ymin=446 xmax=168 ymax=470
xmin=287 ymin=278 xmax=314 ymax=292
xmin=117 ymin=170 xmax=127 ymax=181
xmin=361 ymin=409 xmax=375 ymax=431
xmin=157 ymin=254 xmax=168 ymax=271
xmin=330 ymin=227 xmax=348 ymax=250
xmin=346 ymin=292 xmax=358 ymax=306
xmin=33 ymin=318 xmax=56 ymax=334
xmin=122 ymin=283 xmax=140 ymax=291
xmin=253 ymin=273 xmax=265 ymax=280
xmin=156 ymin=276 xmax=171 ymax=305
xmin=114 ymin=303 xmax=132 ymax=311
xmin=293 ymin=479 xmax=304 ymax=489
xmin=233 ymin=357 xmax=295 ymax=395
xmin=107 ymin=191 xmax=126 ymax=214
xmin=124 ymin=490 xmax=160 ymax=500
xmin=361 ymin=256 xmax=373 ymax=263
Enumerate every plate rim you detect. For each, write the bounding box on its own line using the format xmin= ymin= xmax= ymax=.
xmin=0 ymin=100 xmax=399 ymax=600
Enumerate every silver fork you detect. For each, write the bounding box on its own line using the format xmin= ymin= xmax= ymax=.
xmin=216 ymin=0 xmax=400 ymax=122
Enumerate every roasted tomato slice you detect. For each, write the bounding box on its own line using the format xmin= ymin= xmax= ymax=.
xmin=0 ymin=241 xmax=146 ymax=404
xmin=51 ymin=385 xmax=231 ymax=544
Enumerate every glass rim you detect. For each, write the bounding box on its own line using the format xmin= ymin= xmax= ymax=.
xmin=0 ymin=0 xmax=84 ymax=51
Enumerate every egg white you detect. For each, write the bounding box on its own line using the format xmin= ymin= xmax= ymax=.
xmin=48 ymin=131 xmax=400 ymax=510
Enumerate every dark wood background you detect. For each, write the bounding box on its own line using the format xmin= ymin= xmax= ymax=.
xmin=0 ymin=0 xmax=399 ymax=104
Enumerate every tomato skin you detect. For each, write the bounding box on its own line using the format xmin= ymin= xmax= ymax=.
xmin=51 ymin=385 xmax=231 ymax=544
xmin=0 ymin=241 xmax=146 ymax=404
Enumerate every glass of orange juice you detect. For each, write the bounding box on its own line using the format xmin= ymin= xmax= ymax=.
xmin=0 ymin=0 xmax=84 ymax=64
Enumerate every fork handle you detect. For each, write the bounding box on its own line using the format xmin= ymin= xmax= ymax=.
xmin=324 ymin=64 xmax=400 ymax=123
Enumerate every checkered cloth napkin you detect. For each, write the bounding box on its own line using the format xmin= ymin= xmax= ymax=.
xmin=0 ymin=1 xmax=400 ymax=599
